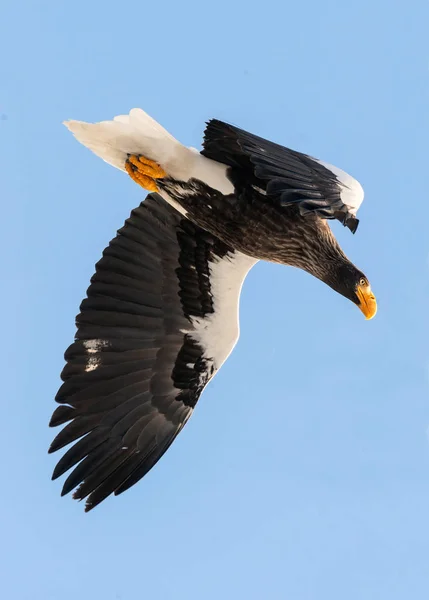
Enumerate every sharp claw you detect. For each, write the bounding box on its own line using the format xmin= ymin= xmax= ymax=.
xmin=137 ymin=155 xmax=167 ymax=179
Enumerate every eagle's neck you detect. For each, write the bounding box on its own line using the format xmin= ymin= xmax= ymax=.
xmin=276 ymin=219 xmax=364 ymax=302
xmin=278 ymin=220 xmax=348 ymax=277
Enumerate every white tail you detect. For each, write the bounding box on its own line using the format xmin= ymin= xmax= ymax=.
xmin=64 ymin=108 xmax=191 ymax=175
xmin=64 ymin=108 xmax=235 ymax=195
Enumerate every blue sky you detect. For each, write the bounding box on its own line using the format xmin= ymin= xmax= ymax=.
xmin=2 ymin=0 xmax=429 ymax=598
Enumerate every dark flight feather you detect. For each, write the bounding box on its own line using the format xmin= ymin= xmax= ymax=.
xmin=49 ymin=194 xmax=233 ymax=511
xmin=202 ymin=119 xmax=359 ymax=233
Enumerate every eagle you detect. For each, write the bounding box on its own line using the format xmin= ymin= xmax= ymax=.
xmin=49 ymin=108 xmax=377 ymax=511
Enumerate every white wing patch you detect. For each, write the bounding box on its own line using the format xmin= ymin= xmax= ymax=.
xmin=83 ymin=339 xmax=109 ymax=372
xmin=187 ymin=251 xmax=258 ymax=369
xmin=83 ymin=339 xmax=110 ymax=354
xmin=85 ymin=356 xmax=101 ymax=372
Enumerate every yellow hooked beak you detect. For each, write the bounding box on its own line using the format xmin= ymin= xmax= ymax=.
xmin=356 ymin=283 xmax=377 ymax=320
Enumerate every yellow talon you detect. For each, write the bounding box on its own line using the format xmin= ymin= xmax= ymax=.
xmin=125 ymin=161 xmax=159 ymax=191
xmin=125 ymin=154 xmax=167 ymax=192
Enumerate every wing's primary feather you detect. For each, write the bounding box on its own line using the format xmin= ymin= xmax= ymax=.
xmin=49 ymin=193 xmax=245 ymax=511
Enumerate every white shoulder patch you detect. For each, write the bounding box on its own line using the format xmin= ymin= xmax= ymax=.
xmin=315 ymin=158 xmax=364 ymax=214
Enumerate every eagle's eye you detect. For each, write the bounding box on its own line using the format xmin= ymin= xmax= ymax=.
xmin=359 ymin=277 xmax=367 ymax=287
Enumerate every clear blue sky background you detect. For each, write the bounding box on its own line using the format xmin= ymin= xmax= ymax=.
xmin=2 ymin=1 xmax=429 ymax=598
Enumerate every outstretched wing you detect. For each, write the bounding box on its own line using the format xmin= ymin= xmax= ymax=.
xmin=49 ymin=193 xmax=256 ymax=511
xmin=202 ymin=120 xmax=364 ymax=233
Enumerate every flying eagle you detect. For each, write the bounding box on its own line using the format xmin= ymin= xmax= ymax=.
xmin=49 ymin=109 xmax=377 ymax=511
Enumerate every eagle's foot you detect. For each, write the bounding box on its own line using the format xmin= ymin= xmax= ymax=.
xmin=125 ymin=155 xmax=167 ymax=192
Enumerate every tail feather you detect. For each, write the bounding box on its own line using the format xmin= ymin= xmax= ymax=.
xmin=64 ymin=108 xmax=183 ymax=172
